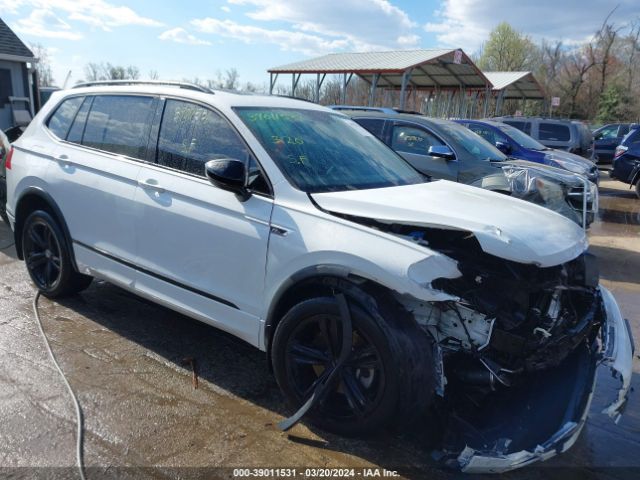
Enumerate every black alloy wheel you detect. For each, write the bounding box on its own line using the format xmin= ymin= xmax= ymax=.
xmin=22 ymin=210 xmax=92 ymax=297
xmin=24 ymin=216 xmax=63 ymax=290
xmin=286 ymin=312 xmax=386 ymax=423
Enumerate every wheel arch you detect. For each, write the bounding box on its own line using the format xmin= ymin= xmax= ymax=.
xmin=13 ymin=187 xmax=77 ymax=271
xmin=264 ymin=265 xmax=403 ymax=367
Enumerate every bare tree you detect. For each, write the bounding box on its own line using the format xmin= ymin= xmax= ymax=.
xmin=29 ymin=43 xmax=54 ymax=87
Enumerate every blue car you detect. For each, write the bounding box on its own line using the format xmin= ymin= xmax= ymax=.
xmin=456 ymin=119 xmax=599 ymax=184
xmin=611 ymin=125 xmax=640 ymax=198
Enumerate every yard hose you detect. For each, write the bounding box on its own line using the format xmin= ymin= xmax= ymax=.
xmin=32 ymin=291 xmax=86 ymax=480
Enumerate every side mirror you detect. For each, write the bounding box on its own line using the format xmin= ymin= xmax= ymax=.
xmin=495 ymin=141 xmax=511 ymax=154
xmin=428 ymin=145 xmax=456 ymax=160
xmin=204 ymin=158 xmax=250 ymax=201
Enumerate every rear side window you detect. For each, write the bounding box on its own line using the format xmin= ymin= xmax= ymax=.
xmin=82 ymin=95 xmax=154 ymax=159
xmin=353 ymin=118 xmax=386 ymax=139
xmin=157 ymin=100 xmax=250 ymax=177
xmin=539 ymin=123 xmax=570 ymax=142
xmin=391 ymin=125 xmax=444 ymax=155
xmin=47 ymin=97 xmax=84 ymax=139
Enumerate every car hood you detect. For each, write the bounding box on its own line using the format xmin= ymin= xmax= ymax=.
xmin=502 ymin=159 xmax=585 ymax=186
xmin=312 ymin=180 xmax=587 ymax=267
xmin=544 ymin=149 xmax=595 ymax=174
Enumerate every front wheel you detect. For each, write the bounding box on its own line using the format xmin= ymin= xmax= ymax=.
xmin=22 ymin=210 xmax=92 ymax=298
xmin=272 ymin=293 xmax=436 ymax=436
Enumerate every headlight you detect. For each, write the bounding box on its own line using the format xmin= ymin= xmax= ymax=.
xmin=534 ymin=176 xmax=565 ymax=203
xmin=547 ymin=157 xmax=586 ymax=175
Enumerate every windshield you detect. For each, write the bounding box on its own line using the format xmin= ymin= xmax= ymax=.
xmin=497 ymin=123 xmax=547 ymax=150
xmin=439 ymin=121 xmax=507 ymax=162
xmin=235 ymin=108 xmax=425 ymax=193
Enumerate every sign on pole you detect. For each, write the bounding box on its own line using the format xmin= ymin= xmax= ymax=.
xmin=551 ymin=97 xmax=560 ymax=107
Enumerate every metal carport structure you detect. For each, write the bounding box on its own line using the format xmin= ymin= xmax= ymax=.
xmin=268 ymin=49 xmax=493 ymax=117
xmin=482 ymin=71 xmax=545 ymax=115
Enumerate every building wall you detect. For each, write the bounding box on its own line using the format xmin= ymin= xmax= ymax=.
xmin=0 ymin=59 xmax=27 ymax=131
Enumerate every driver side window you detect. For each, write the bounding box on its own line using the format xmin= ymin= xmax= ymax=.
xmin=468 ymin=124 xmax=507 ymax=145
xmin=391 ymin=125 xmax=444 ymax=156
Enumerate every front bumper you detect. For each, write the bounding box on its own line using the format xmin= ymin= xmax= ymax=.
xmin=454 ymin=285 xmax=634 ymax=473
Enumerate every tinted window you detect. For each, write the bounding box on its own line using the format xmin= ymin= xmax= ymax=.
xmin=439 ymin=121 xmax=507 ymax=162
xmin=47 ymin=97 xmax=84 ymax=139
xmin=391 ymin=125 xmax=444 ymax=155
xmin=354 ymin=118 xmax=385 ymax=139
xmin=539 ymin=123 xmax=571 ymax=142
xmin=496 ymin=123 xmax=546 ymax=150
xmin=158 ymin=100 xmax=251 ymax=177
xmin=504 ymin=120 xmax=531 ymax=135
xmin=82 ymin=95 xmax=154 ymax=159
xmin=619 ymin=125 xmax=629 ymax=136
xmin=235 ymin=108 xmax=424 ymax=193
xmin=67 ymin=97 xmax=93 ymax=144
xmin=624 ymin=128 xmax=640 ymax=146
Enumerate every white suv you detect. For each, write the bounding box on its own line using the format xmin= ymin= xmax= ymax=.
xmin=4 ymin=81 xmax=633 ymax=472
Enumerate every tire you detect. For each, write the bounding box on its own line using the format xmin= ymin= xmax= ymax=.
xmin=272 ymin=291 xmax=436 ymax=436
xmin=635 ymin=180 xmax=640 ymax=199
xmin=22 ymin=210 xmax=92 ymax=298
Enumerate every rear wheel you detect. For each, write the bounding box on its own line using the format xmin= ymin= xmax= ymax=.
xmin=272 ymin=292 xmax=436 ymax=436
xmin=635 ymin=180 xmax=640 ymax=199
xmin=22 ymin=210 xmax=92 ymax=297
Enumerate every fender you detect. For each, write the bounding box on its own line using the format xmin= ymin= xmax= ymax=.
xmin=13 ymin=186 xmax=78 ymax=271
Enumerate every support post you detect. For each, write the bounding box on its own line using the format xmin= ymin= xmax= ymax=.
xmin=269 ymin=72 xmax=279 ymax=95
xmin=399 ymin=68 xmax=413 ymax=110
xmin=341 ymin=73 xmax=353 ymax=104
xmin=291 ymin=73 xmax=301 ymax=97
xmin=368 ymin=74 xmax=379 ymax=107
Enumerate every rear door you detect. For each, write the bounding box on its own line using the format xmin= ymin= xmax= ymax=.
xmin=132 ymin=98 xmax=273 ymax=345
xmin=390 ymin=122 xmax=457 ymax=180
xmin=595 ymin=124 xmax=622 ymax=161
xmin=46 ymin=94 xmax=155 ymax=281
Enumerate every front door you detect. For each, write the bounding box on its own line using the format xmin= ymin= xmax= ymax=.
xmin=133 ymin=98 xmax=273 ymax=346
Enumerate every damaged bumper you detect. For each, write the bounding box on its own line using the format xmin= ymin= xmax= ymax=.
xmin=454 ymin=285 xmax=634 ymax=473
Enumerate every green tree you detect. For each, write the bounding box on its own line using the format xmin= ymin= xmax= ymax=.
xmin=596 ymin=84 xmax=625 ymax=122
xmin=477 ymin=22 xmax=539 ymax=71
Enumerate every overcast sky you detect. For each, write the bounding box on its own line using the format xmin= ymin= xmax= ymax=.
xmin=1 ymin=0 xmax=637 ymax=88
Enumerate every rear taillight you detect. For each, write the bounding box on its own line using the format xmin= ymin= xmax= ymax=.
xmin=5 ymin=146 xmax=13 ymax=170
xmin=614 ymin=145 xmax=628 ymax=159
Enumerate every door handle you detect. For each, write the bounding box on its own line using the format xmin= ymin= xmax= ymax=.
xmin=55 ymin=154 xmax=73 ymax=167
xmin=138 ymin=179 xmax=166 ymax=193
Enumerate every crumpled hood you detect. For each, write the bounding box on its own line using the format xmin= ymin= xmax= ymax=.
xmin=312 ymin=180 xmax=588 ymax=267
xmin=544 ymin=150 xmax=595 ymax=174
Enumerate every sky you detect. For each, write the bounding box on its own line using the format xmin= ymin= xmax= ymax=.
xmin=0 ymin=0 xmax=637 ymax=90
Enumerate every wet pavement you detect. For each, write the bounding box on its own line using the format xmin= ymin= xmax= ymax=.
xmin=0 ymin=176 xmax=638 ymax=479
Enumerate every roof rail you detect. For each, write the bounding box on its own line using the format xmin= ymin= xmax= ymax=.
xmin=72 ymin=80 xmax=213 ymax=94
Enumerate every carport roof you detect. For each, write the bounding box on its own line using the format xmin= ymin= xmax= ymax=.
xmin=483 ymin=71 xmax=545 ymax=99
xmin=269 ymin=49 xmax=491 ymax=89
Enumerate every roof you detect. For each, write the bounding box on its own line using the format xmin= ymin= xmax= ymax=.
xmin=269 ymin=49 xmax=491 ymax=89
xmin=0 ymin=17 xmax=34 ymax=59
xmin=482 ymin=72 xmax=544 ymax=99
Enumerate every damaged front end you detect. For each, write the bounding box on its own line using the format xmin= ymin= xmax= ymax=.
xmin=391 ymin=227 xmax=633 ymax=473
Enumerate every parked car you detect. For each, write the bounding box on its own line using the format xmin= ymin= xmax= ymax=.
xmin=347 ymin=112 xmax=597 ymax=226
xmin=0 ymin=128 xmax=11 ymax=223
xmin=592 ymin=123 xmax=632 ymax=163
xmin=5 ymin=82 xmax=632 ymax=472
xmin=456 ymin=119 xmax=599 ymax=184
xmin=611 ymin=124 xmax=640 ymax=198
xmin=494 ymin=116 xmax=593 ymax=159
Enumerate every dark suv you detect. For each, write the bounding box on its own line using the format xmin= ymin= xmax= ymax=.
xmin=494 ymin=116 xmax=593 ymax=159
xmin=611 ymin=125 xmax=640 ymax=198
xmin=593 ymin=123 xmax=632 ymax=163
